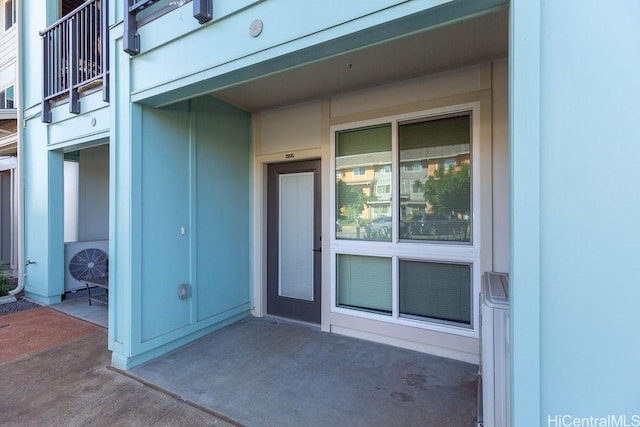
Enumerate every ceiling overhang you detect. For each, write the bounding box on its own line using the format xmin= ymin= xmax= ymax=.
xmin=213 ymin=7 xmax=508 ymax=112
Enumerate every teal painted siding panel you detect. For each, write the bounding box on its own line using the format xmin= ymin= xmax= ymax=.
xmin=140 ymin=102 xmax=192 ymax=341
xmin=47 ymin=98 xmax=110 ymax=147
xmin=136 ymin=97 xmax=250 ymax=344
xmin=194 ymin=97 xmax=251 ymax=321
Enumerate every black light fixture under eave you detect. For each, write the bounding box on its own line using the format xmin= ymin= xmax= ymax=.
xmin=193 ymin=0 xmax=212 ymax=24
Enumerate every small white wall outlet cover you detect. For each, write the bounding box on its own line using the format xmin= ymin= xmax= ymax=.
xmin=250 ymin=19 xmax=263 ymax=37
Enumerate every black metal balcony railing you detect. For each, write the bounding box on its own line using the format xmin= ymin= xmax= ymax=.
xmin=41 ymin=0 xmax=109 ymax=123
xmin=124 ymin=0 xmax=212 ymax=56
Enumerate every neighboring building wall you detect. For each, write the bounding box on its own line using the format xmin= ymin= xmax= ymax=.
xmin=0 ymin=0 xmax=17 ymax=275
xmin=511 ymin=1 xmax=640 ymax=425
xmin=0 ymin=157 xmax=16 ymax=272
xmin=0 ymin=0 xmax=16 ymax=92
xmin=0 ymin=168 xmax=11 ymax=262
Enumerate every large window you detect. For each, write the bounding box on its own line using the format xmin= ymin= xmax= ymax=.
xmin=400 ymin=114 xmax=471 ymax=242
xmin=332 ymin=106 xmax=479 ymax=330
xmin=335 ymin=114 xmax=471 ymax=243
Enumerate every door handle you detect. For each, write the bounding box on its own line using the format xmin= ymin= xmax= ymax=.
xmin=312 ymin=248 xmax=322 ymax=252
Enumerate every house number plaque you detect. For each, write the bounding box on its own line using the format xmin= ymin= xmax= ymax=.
xmin=285 ymin=153 xmax=295 ymax=159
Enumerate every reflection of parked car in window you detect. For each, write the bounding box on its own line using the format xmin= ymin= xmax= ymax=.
xmin=365 ymin=216 xmax=392 ymax=239
xmin=407 ymin=214 xmax=468 ymax=238
xmin=365 ymin=216 xmax=408 ymax=239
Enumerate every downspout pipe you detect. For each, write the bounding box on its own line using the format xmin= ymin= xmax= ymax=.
xmin=9 ymin=0 xmax=24 ymax=298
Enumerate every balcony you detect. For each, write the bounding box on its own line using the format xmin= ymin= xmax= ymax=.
xmin=41 ymin=0 xmax=109 ymax=123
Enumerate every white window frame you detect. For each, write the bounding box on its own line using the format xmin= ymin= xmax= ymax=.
xmin=329 ymin=102 xmax=482 ymax=338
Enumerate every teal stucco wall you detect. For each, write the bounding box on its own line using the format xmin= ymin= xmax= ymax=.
xmin=511 ymin=1 xmax=640 ymax=425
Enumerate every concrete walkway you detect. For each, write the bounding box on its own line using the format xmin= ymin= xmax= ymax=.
xmin=0 ymin=326 xmax=234 ymax=426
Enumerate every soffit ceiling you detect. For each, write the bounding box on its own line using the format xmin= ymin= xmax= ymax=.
xmin=0 ymin=141 xmax=17 ymax=156
xmin=213 ymin=8 xmax=508 ymax=112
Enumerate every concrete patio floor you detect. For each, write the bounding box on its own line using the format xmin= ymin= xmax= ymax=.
xmin=1 ymin=303 xmax=478 ymax=426
xmin=129 ymin=316 xmax=479 ymax=427
xmin=50 ymin=289 xmax=108 ymax=328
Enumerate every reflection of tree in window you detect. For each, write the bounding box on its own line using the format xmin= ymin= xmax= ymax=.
xmin=336 ymin=180 xmax=377 ymax=238
xmin=419 ymin=162 xmax=470 ymax=216
xmin=399 ymin=114 xmax=471 ymax=223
